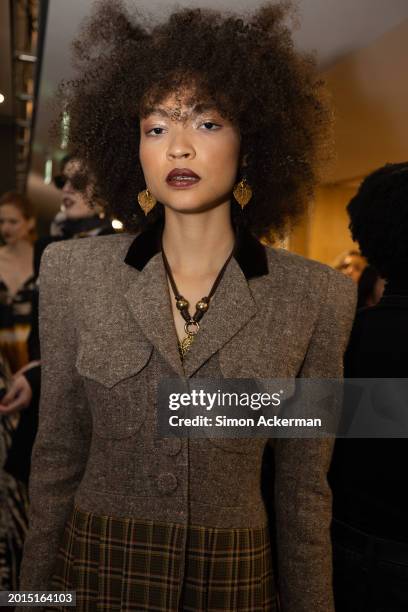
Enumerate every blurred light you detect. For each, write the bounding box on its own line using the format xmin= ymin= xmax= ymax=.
xmin=44 ymin=158 xmax=53 ymax=185
xmin=60 ymin=110 xmax=70 ymax=149
xmin=112 ymin=219 xmax=123 ymax=230
xmin=26 ymin=99 xmax=33 ymax=119
xmin=0 ymin=93 xmax=4 ymax=104
xmin=16 ymin=53 xmax=36 ymax=63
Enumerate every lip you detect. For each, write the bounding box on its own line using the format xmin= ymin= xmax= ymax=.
xmin=166 ymin=167 xmax=201 ymax=189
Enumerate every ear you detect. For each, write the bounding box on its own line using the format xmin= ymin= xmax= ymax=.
xmin=27 ymin=217 xmax=36 ymax=232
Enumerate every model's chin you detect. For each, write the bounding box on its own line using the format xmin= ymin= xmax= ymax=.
xmin=161 ymin=196 xmax=220 ymax=215
xmin=157 ymin=184 xmax=233 ymax=214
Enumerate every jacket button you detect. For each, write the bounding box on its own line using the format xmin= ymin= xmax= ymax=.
xmin=157 ymin=473 xmax=178 ymax=493
xmin=156 ymin=438 xmax=182 ymax=456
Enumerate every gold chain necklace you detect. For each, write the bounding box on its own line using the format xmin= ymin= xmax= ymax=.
xmin=161 ymin=242 xmax=235 ymax=361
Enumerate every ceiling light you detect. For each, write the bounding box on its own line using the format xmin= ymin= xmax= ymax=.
xmin=0 ymin=94 xmax=5 ymax=104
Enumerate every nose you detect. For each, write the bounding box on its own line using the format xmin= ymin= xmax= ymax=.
xmin=166 ymin=128 xmax=195 ymax=161
xmin=62 ymin=179 xmax=73 ymax=193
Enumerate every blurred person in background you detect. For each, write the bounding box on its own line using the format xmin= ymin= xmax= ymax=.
xmin=332 ymin=249 xmax=367 ymax=283
xmin=0 ymin=192 xmax=37 ymax=590
xmin=357 ymin=265 xmax=385 ymax=309
xmin=0 ymin=192 xmax=36 ymax=376
xmin=0 ymin=192 xmax=39 ymax=484
xmin=329 ymin=161 xmax=408 ymax=612
xmin=0 ymin=192 xmax=37 ymax=439
xmin=51 ymin=153 xmax=113 ymax=236
xmin=1 ymin=154 xmax=116 ymax=478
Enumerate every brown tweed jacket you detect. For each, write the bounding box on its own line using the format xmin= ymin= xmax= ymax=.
xmin=19 ymin=226 xmax=356 ymax=612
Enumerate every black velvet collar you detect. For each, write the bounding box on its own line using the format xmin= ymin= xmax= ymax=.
xmin=124 ymin=221 xmax=269 ymax=280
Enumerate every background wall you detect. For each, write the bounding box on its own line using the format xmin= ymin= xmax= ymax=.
xmin=289 ymin=18 xmax=408 ymax=263
xmin=290 ymin=184 xmax=359 ymax=264
xmin=0 ymin=120 xmax=16 ymax=193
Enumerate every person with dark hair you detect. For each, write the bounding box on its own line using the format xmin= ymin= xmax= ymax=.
xmin=19 ymin=2 xmax=356 ymax=610
xmin=49 ymin=153 xmax=113 ymax=240
xmin=329 ymin=161 xmax=408 ymax=612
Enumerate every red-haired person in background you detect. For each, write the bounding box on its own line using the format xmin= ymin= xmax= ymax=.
xmin=0 ymin=192 xmax=37 ymax=589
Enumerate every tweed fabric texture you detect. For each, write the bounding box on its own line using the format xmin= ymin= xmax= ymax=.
xmin=19 ymin=232 xmax=357 ymax=612
xmin=46 ymin=506 xmax=275 ymax=611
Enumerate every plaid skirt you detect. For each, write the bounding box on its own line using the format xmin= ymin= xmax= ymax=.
xmin=48 ymin=506 xmax=277 ymax=611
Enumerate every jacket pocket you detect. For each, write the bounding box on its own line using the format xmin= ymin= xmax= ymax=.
xmin=75 ymin=331 xmax=153 ymax=439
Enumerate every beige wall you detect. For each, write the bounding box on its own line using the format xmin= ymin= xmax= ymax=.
xmin=289 ymin=184 xmax=359 ymax=265
xmin=322 ymin=18 xmax=408 ymax=183
xmin=291 ymin=19 xmax=408 ymax=262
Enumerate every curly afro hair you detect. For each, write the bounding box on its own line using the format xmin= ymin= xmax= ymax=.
xmin=58 ymin=0 xmax=332 ymax=240
xmin=347 ymin=162 xmax=408 ymax=279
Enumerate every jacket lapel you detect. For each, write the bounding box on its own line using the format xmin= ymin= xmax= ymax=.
xmin=123 ymin=252 xmax=185 ymax=378
xmin=181 ymin=256 xmax=257 ymax=377
xmin=122 ymin=223 xmax=268 ymax=378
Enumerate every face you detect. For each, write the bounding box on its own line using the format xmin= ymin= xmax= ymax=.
xmin=339 ymin=254 xmax=367 ymax=283
xmin=0 ymin=204 xmax=34 ymax=245
xmin=139 ymin=92 xmax=241 ymax=214
xmin=60 ymin=159 xmax=94 ymax=219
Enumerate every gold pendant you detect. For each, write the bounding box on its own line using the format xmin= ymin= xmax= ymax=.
xmin=178 ymin=333 xmax=196 ymax=360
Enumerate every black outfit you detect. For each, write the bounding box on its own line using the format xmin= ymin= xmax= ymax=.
xmin=328 ymin=277 xmax=408 ymax=612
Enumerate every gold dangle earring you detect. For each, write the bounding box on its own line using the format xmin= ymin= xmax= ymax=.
xmin=233 ymin=153 xmax=252 ymax=209
xmin=233 ymin=176 xmax=252 ymax=209
xmin=137 ymin=188 xmax=157 ymax=215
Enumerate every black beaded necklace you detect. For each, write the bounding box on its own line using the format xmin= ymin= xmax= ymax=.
xmin=161 ymin=239 xmax=236 ymax=361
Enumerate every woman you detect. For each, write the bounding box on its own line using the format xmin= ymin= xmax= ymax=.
xmin=20 ymin=2 xmax=356 ymax=611
xmin=0 ymin=192 xmax=36 ymax=376
xmin=49 ymin=152 xmax=114 ymax=240
xmin=329 ymin=162 xmax=408 ymax=612
xmin=0 ymin=193 xmax=39 ymax=486
xmin=0 ymin=192 xmax=36 ymax=590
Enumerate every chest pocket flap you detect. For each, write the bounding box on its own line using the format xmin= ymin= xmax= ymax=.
xmin=75 ymin=330 xmax=153 ymax=388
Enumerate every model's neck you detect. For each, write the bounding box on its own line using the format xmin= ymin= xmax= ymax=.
xmin=161 ymin=204 xmax=235 ymax=278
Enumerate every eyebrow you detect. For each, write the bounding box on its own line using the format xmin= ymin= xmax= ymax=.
xmin=142 ymin=104 xmax=218 ymax=119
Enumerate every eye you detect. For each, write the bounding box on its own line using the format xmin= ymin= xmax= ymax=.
xmin=200 ymin=121 xmax=221 ymax=131
xmin=146 ymin=127 xmax=166 ymax=136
